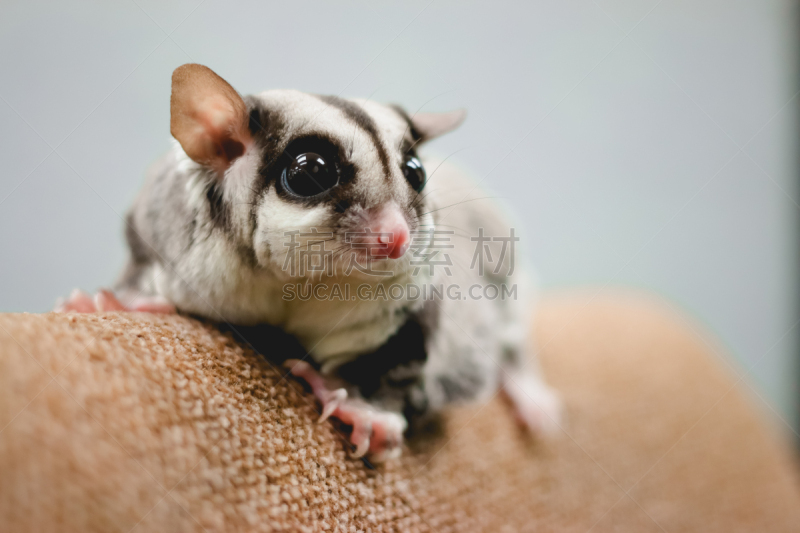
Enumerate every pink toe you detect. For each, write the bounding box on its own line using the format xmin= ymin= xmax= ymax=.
xmin=129 ymin=296 xmax=176 ymax=314
xmin=95 ymin=290 xmax=126 ymax=312
xmin=367 ymin=414 xmax=405 ymax=459
xmin=55 ymin=289 xmax=96 ymax=313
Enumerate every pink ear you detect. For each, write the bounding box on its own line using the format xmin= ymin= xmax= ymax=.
xmin=170 ymin=64 xmax=252 ymax=175
xmin=411 ymin=109 xmax=466 ymax=141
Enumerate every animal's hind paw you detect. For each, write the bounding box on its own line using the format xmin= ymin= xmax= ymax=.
xmin=502 ymin=371 xmax=563 ymax=436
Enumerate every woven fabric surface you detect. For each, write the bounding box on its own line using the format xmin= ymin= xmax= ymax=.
xmin=1 ymin=291 xmax=798 ymax=532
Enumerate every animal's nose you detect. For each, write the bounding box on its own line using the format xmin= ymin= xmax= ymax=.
xmin=364 ymin=203 xmax=410 ymax=259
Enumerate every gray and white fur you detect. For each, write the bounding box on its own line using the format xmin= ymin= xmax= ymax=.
xmin=90 ymin=64 xmax=560 ymax=459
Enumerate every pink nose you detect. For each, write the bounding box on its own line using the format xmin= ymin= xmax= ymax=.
xmin=366 ymin=204 xmax=410 ymax=259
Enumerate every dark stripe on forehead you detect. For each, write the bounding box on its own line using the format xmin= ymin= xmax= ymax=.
xmin=389 ymin=104 xmax=422 ymax=143
xmin=315 ymin=94 xmax=391 ymax=179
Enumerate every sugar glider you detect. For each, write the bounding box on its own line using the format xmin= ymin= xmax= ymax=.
xmin=57 ymin=64 xmax=562 ymax=461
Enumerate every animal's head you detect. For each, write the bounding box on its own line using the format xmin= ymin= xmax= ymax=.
xmin=170 ymin=63 xmax=464 ymax=280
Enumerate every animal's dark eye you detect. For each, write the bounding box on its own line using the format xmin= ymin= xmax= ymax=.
xmin=402 ymin=155 xmax=426 ymax=192
xmin=281 ymin=152 xmax=339 ymax=197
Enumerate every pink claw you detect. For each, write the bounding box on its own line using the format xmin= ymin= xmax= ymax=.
xmin=319 ymin=388 xmax=347 ymax=423
xmin=346 ymin=410 xmax=373 ymax=458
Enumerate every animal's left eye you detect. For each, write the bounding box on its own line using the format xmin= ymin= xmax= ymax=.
xmin=281 ymin=152 xmax=339 ymax=198
xmin=402 ymin=155 xmax=426 ymax=192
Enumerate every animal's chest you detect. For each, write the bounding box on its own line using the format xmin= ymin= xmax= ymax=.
xmin=279 ymin=281 xmax=418 ymax=369
xmin=158 ymin=241 xmax=425 ymax=368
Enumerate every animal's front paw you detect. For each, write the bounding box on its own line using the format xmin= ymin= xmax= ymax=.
xmin=285 ymin=359 xmax=407 ymax=462
xmin=329 ymin=398 xmax=407 ymax=462
xmin=54 ymin=289 xmax=176 ymax=314
xmin=502 ymin=372 xmax=563 ymax=436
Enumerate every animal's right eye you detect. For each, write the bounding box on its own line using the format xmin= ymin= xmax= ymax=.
xmin=402 ymin=155 xmax=426 ymax=192
xmin=281 ymin=152 xmax=339 ymax=198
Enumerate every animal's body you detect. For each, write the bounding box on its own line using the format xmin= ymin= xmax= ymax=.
xmin=58 ymin=64 xmax=561 ymax=460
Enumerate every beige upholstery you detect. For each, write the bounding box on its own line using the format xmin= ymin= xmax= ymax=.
xmin=1 ymin=291 xmax=798 ymax=532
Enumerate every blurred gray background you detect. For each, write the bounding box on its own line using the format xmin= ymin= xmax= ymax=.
xmin=1 ymin=1 xmax=798 ymax=438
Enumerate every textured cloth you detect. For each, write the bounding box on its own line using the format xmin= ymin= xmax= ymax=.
xmin=0 ymin=291 xmax=798 ymax=532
